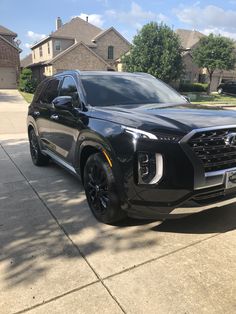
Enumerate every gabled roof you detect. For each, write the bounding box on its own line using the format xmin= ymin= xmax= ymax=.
xmin=92 ymin=27 xmax=131 ymax=46
xmin=0 ymin=25 xmax=17 ymax=37
xmin=31 ymin=17 xmax=102 ymax=49
xmin=20 ymin=54 xmax=33 ymax=68
xmin=48 ymin=41 xmax=111 ymax=67
xmin=176 ymin=29 xmax=205 ymax=50
xmin=0 ymin=35 xmax=21 ymax=52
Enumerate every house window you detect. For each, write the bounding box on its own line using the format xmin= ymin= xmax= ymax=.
xmin=47 ymin=42 xmax=50 ymax=54
xmin=55 ymin=40 xmax=61 ymax=51
xmin=108 ymin=46 xmax=114 ymax=60
xmin=39 ymin=46 xmax=43 ymax=57
xmin=33 ymin=50 xmax=35 ymax=59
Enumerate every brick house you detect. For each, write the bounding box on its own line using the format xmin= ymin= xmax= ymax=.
xmin=177 ymin=29 xmax=236 ymax=91
xmin=0 ymin=25 xmax=21 ymax=88
xmin=24 ymin=17 xmax=130 ymax=81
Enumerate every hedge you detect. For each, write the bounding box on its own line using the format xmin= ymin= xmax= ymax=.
xmin=179 ymin=83 xmax=208 ymax=93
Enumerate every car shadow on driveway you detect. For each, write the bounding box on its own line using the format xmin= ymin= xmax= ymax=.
xmin=151 ymin=206 xmax=236 ymax=234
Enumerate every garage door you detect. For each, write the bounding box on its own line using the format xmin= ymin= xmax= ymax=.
xmin=0 ymin=67 xmax=17 ymax=89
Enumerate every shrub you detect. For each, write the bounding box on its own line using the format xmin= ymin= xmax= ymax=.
xmin=19 ymin=68 xmax=37 ymax=93
xmin=179 ymin=82 xmax=208 ymax=93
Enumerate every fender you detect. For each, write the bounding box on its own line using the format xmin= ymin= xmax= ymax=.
xmin=75 ymin=138 xmax=128 ymax=207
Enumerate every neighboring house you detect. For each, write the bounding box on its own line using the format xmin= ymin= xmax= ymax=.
xmin=176 ymin=29 xmax=205 ymax=83
xmin=0 ymin=25 xmax=21 ymax=88
xmin=20 ymin=54 xmax=32 ymax=69
xmin=177 ymin=29 xmax=236 ymax=91
xmin=25 ymin=17 xmax=130 ymax=81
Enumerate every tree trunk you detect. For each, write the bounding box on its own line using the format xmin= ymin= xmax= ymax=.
xmin=207 ymin=71 xmax=213 ymax=95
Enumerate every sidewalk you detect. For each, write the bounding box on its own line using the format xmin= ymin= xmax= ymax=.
xmin=0 ymin=90 xmax=236 ymax=314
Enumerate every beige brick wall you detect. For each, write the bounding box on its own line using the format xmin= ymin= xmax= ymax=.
xmin=182 ymin=53 xmax=200 ymax=82
xmin=32 ymin=38 xmax=75 ymax=63
xmin=52 ymin=44 xmax=108 ymax=72
xmin=52 ymin=38 xmax=74 ymax=57
xmin=0 ymin=37 xmax=20 ymax=69
xmin=92 ymin=29 xmax=130 ymax=65
xmin=32 ymin=40 xmax=53 ymax=63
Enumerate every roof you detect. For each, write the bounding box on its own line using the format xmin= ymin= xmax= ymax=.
xmin=92 ymin=27 xmax=131 ymax=46
xmin=176 ymin=29 xmax=205 ymax=49
xmin=20 ymin=54 xmax=33 ymax=68
xmin=0 ymin=35 xmax=21 ymax=52
xmin=0 ymin=25 xmax=17 ymax=37
xmin=31 ymin=17 xmax=102 ymax=49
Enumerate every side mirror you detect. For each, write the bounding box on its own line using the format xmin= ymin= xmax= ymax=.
xmin=182 ymin=95 xmax=191 ymax=103
xmin=52 ymin=96 xmax=73 ymax=110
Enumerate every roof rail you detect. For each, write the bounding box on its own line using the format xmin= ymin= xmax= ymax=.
xmin=54 ymin=69 xmax=81 ymax=77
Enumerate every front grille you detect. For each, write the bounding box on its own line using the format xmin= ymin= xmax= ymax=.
xmin=188 ymin=128 xmax=236 ymax=172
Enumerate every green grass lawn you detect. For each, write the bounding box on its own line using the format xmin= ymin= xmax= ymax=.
xmin=187 ymin=92 xmax=236 ymax=105
xmin=19 ymin=91 xmax=34 ymax=103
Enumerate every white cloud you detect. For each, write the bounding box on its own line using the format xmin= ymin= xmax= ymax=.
xmin=201 ymin=28 xmax=236 ymax=40
xmin=106 ymin=2 xmax=168 ymax=28
xmin=175 ymin=5 xmax=236 ymax=33
xmin=27 ymin=31 xmax=46 ymax=41
xmin=72 ymin=13 xmax=104 ymax=28
xmin=23 ymin=43 xmax=32 ymax=49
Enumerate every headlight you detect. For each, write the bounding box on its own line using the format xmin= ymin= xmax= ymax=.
xmin=138 ymin=152 xmax=163 ymax=184
xmin=122 ymin=126 xmax=157 ymax=139
xmin=122 ymin=126 xmax=181 ymax=142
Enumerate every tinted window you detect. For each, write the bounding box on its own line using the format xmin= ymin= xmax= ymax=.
xmin=81 ymin=75 xmax=186 ymax=107
xmin=60 ymin=76 xmax=80 ymax=106
xmin=39 ymin=79 xmax=60 ymax=103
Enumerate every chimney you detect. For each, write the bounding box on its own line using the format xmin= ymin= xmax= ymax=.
xmin=86 ymin=16 xmax=88 ymax=22
xmin=56 ymin=17 xmax=63 ymax=30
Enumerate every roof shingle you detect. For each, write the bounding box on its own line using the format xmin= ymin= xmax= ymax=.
xmin=176 ymin=29 xmax=205 ymax=49
xmin=0 ymin=25 xmax=17 ymax=37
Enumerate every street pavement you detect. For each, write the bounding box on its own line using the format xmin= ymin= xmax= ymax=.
xmin=0 ymin=89 xmax=236 ymax=314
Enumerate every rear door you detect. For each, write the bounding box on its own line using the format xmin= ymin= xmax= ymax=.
xmin=34 ymin=78 xmax=61 ymax=150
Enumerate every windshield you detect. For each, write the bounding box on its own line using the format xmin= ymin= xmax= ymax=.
xmin=81 ymin=74 xmax=186 ymax=107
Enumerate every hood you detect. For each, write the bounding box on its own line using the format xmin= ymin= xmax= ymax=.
xmin=90 ymin=103 xmax=236 ymax=135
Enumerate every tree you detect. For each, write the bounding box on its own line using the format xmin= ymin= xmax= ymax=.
xmin=122 ymin=22 xmax=184 ymax=84
xmin=19 ymin=68 xmax=37 ymax=93
xmin=193 ymin=34 xmax=236 ymax=94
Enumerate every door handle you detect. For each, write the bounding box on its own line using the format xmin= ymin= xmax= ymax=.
xmin=50 ymin=114 xmax=59 ymax=120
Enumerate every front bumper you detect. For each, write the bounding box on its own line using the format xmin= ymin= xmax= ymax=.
xmin=126 ymin=191 xmax=236 ymax=219
xmin=125 ymin=166 xmax=236 ymax=220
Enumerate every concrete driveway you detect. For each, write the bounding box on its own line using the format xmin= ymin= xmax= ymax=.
xmin=0 ymin=89 xmax=236 ymax=314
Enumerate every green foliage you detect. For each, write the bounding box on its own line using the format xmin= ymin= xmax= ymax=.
xmin=19 ymin=68 xmax=38 ymax=93
xmin=122 ymin=22 xmax=184 ymax=83
xmin=193 ymin=34 xmax=236 ymax=93
xmin=179 ymin=82 xmax=208 ymax=92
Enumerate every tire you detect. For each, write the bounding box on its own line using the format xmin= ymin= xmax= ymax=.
xmin=218 ymin=87 xmax=223 ymax=94
xmin=84 ymin=153 xmax=126 ymax=224
xmin=29 ymin=128 xmax=50 ymax=166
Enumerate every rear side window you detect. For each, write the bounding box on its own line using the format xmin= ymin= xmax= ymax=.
xmin=59 ymin=76 xmax=80 ymax=106
xmin=38 ymin=78 xmax=60 ymax=104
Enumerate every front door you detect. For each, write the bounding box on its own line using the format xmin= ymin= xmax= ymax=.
xmin=49 ymin=75 xmax=83 ymax=164
xmin=34 ymin=78 xmax=60 ymax=150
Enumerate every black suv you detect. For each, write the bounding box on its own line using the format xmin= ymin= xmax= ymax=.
xmin=28 ymin=70 xmax=236 ymax=224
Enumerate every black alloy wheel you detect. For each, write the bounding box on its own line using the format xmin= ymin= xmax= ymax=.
xmin=84 ymin=153 xmax=126 ymax=224
xmin=29 ymin=129 xmax=49 ymax=166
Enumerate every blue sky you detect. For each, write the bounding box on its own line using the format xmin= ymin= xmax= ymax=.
xmin=1 ymin=0 xmax=236 ymax=57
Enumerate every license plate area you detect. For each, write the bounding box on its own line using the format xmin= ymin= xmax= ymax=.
xmin=225 ymin=170 xmax=236 ymax=189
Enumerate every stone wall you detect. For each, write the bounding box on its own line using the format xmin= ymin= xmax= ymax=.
xmin=52 ymin=43 xmax=108 ymax=72
xmin=92 ymin=29 xmax=130 ymax=66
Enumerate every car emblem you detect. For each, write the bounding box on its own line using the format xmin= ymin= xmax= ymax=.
xmin=225 ymin=133 xmax=236 ymax=147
